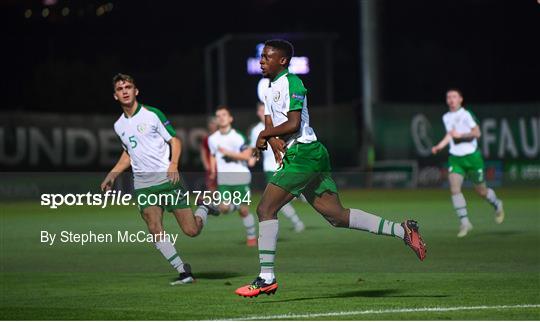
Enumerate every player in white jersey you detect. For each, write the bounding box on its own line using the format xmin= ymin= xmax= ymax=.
xmin=208 ymin=106 xmax=258 ymax=247
xmin=248 ymin=102 xmax=305 ymax=232
xmin=100 ymin=73 xmax=216 ymax=285
xmin=235 ymin=40 xmax=426 ymax=298
xmin=432 ymin=88 xmax=505 ymax=237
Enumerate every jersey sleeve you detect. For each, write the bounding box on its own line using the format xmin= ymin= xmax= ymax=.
xmin=146 ymin=106 xmax=176 ymax=141
xmin=263 ymin=97 xmax=271 ymax=116
xmin=114 ymin=123 xmax=128 ymax=151
xmin=286 ymin=75 xmax=307 ymax=112
xmin=442 ymin=114 xmax=452 ymax=132
xmin=465 ymin=110 xmax=478 ymax=128
xmin=238 ymin=132 xmax=249 ymax=152
xmin=208 ymin=136 xmax=217 ymax=156
xmin=249 ymin=126 xmax=258 ymax=148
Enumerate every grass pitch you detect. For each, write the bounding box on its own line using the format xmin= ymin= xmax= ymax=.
xmin=1 ymin=188 xmax=539 ymax=320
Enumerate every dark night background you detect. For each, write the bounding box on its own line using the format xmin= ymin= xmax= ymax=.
xmin=2 ymin=0 xmax=539 ymax=115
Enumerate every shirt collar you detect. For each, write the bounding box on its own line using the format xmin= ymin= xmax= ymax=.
xmin=220 ymin=126 xmax=233 ymax=135
xmin=124 ymin=103 xmax=142 ymax=118
xmin=272 ymin=68 xmax=288 ymax=83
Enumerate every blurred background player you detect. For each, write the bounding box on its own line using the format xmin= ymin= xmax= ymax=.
xmin=200 ymin=116 xmax=218 ymax=191
xmin=100 ymin=73 xmax=215 ymax=285
xmin=208 ymin=106 xmax=258 ymax=246
xmin=235 ymin=39 xmax=427 ymax=298
xmin=249 ymin=101 xmax=305 ymax=232
xmin=432 ymin=89 xmax=505 ymax=238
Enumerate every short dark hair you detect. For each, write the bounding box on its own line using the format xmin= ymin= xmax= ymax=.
xmin=216 ymin=105 xmax=233 ymax=116
xmin=264 ymin=39 xmax=294 ymax=66
xmin=112 ymin=73 xmax=136 ymax=90
xmin=446 ymin=87 xmax=463 ymax=97
xmin=256 ymin=101 xmax=264 ymax=109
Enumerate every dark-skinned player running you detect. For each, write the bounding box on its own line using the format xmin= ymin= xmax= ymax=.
xmin=235 ymin=39 xmax=427 ymax=298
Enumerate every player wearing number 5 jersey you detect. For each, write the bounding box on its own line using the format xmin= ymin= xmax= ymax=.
xmin=208 ymin=106 xmax=258 ymax=247
xmin=101 ymin=73 xmax=216 ymax=285
xmin=432 ymin=88 xmax=505 ymax=238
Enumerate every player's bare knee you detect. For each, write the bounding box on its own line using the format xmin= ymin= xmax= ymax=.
xmin=147 ymin=223 xmax=162 ymax=236
xmin=183 ymin=227 xmax=200 ymax=237
xmin=256 ymin=203 xmax=268 ymax=220
xmin=256 ymin=203 xmax=275 ymax=221
xmin=475 ymin=186 xmax=487 ymax=197
xmin=450 ymin=187 xmax=461 ymax=195
xmin=476 ymin=190 xmax=487 ymax=198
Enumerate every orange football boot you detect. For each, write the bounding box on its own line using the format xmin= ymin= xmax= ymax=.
xmin=235 ymin=277 xmax=278 ymax=297
xmin=246 ymin=237 xmax=257 ymax=247
xmin=401 ymin=220 xmax=427 ymax=261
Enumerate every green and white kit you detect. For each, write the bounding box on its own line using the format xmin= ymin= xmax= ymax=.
xmin=262 ymin=69 xmax=337 ymax=197
xmin=114 ymin=103 xmax=188 ymax=211
xmin=208 ymin=128 xmax=251 ymax=202
xmin=443 ymin=107 xmax=485 ymax=183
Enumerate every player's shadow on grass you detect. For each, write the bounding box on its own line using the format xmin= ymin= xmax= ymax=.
xmin=195 ymin=271 xmax=242 ymax=279
xmin=235 ymin=237 xmax=292 ymax=246
xmin=475 ymin=230 xmax=522 ymax=237
xmin=257 ymin=289 xmax=449 ymax=304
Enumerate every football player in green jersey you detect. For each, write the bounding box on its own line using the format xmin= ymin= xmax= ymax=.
xmin=101 ymin=73 xmax=217 ymax=285
xmin=432 ymin=89 xmax=504 ymax=238
xmin=235 ymin=40 xmax=427 ymax=298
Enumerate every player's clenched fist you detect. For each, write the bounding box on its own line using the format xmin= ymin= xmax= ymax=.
xmin=255 ymin=133 xmax=268 ymax=150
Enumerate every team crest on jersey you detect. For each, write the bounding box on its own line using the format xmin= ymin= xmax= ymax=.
xmin=273 ymin=91 xmax=280 ymax=102
xmin=137 ymin=123 xmax=147 ymax=133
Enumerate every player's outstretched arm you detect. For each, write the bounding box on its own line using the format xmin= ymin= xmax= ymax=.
xmin=431 ymin=133 xmax=452 ymax=154
xmin=218 ymin=147 xmax=253 ymax=161
xmin=101 ymin=151 xmax=131 ymax=191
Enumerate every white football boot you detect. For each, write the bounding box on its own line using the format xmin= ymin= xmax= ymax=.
xmin=457 ymin=222 xmax=474 ymax=238
xmin=495 ymin=200 xmax=505 ymax=224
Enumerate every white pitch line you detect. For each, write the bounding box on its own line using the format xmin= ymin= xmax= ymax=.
xmin=220 ymin=303 xmax=540 ymax=321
